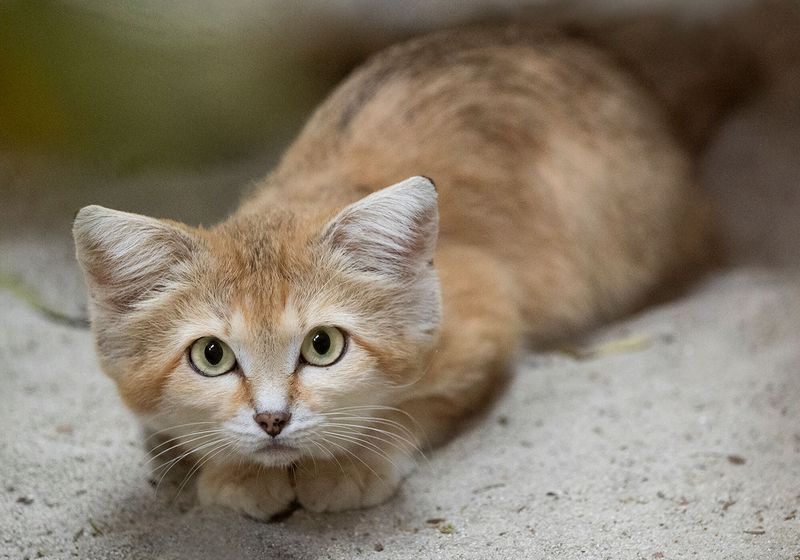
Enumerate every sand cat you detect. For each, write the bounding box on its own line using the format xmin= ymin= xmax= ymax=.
xmin=73 ymin=19 xmax=753 ymax=518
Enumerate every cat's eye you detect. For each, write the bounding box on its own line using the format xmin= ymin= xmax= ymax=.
xmin=189 ymin=337 xmax=237 ymax=377
xmin=300 ymin=326 xmax=346 ymax=367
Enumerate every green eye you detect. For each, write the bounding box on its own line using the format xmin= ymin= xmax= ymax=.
xmin=189 ymin=337 xmax=237 ymax=376
xmin=300 ymin=326 xmax=346 ymax=367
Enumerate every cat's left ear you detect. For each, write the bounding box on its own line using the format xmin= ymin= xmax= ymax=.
xmin=322 ymin=176 xmax=438 ymax=276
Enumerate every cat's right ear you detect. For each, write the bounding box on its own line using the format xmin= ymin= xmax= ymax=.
xmin=73 ymin=205 xmax=201 ymax=316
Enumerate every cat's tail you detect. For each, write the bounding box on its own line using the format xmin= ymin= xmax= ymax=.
xmin=562 ymin=0 xmax=799 ymax=153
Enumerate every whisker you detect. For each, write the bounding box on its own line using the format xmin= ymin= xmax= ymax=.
xmin=322 ymin=417 xmax=432 ymax=471
xmin=324 ymin=405 xmax=428 ymax=439
xmin=322 ymin=425 xmax=418 ymax=462
xmin=322 ymin=414 xmax=418 ymax=442
xmin=321 ymin=431 xmax=402 ymax=473
xmin=173 ymin=441 xmax=235 ymax=502
xmin=321 ymin=421 xmax=421 ymax=454
xmin=321 ymin=429 xmax=390 ymax=459
xmin=322 ymin=422 xmax=416 ymax=452
xmin=151 ymin=436 xmax=224 ymax=475
xmin=299 ymin=442 xmax=319 ymax=475
xmin=143 ymin=421 xmax=219 ymax=442
xmin=146 ymin=430 xmax=228 ymax=463
xmin=310 ymin=439 xmax=346 ymax=477
xmin=153 ymin=437 xmax=227 ymax=495
xmin=291 ymin=444 xmax=315 ymax=477
xmin=319 ymin=437 xmax=384 ymax=485
xmin=326 ymin=404 xmax=414 ymax=415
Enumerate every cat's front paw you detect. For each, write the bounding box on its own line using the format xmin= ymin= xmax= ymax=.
xmin=295 ymin=453 xmax=413 ymax=512
xmin=197 ymin=461 xmax=295 ymax=520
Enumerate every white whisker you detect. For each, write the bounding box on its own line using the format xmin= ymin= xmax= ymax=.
xmin=323 ymin=414 xmax=419 ymax=442
xmin=325 ymin=422 xmax=421 ymax=453
xmin=321 ymin=430 xmax=402 ymax=473
xmin=324 ymin=405 xmax=427 ymax=438
xmin=318 ymin=437 xmax=384 ymax=485
xmin=143 ymin=421 xmax=218 ymax=442
xmin=153 ymin=437 xmax=227 ymax=495
xmin=322 ymin=421 xmax=421 ymax=455
xmin=310 ymin=439 xmax=346 ymax=477
xmin=146 ymin=430 xmax=228 ymax=464
xmin=174 ymin=441 xmax=236 ymax=502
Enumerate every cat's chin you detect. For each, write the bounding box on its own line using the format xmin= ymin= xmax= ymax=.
xmin=248 ymin=444 xmax=303 ymax=468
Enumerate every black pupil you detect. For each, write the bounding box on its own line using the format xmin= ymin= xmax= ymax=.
xmin=204 ymin=340 xmax=224 ymax=366
xmin=312 ymin=331 xmax=331 ymax=355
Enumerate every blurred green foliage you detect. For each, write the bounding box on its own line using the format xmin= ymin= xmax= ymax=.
xmin=0 ymin=1 xmax=361 ymax=171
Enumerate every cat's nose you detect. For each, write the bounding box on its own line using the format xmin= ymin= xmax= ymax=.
xmin=254 ymin=411 xmax=292 ymax=437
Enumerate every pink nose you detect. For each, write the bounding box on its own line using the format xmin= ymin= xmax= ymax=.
xmin=254 ymin=411 xmax=291 ymax=437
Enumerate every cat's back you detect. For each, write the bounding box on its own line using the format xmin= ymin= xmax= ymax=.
xmin=275 ymin=24 xmax=682 ymax=185
xmin=262 ymin=25 xmax=713 ymax=336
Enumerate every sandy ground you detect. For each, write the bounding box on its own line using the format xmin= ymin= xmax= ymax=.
xmin=2 ymin=24 xmax=800 ymax=560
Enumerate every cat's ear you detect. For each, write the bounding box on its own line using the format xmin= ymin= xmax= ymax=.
xmin=322 ymin=176 xmax=438 ymax=276
xmin=73 ymin=205 xmax=201 ymax=315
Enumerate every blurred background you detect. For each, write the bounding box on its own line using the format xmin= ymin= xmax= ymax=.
xmin=0 ymin=0 xmax=797 ymax=319
xmin=2 ymin=0 xmax=756 ymax=173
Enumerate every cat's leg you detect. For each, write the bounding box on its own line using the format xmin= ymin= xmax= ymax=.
xmin=295 ymin=245 xmax=523 ymax=512
xmin=292 ymin=432 xmax=417 ymax=513
xmin=197 ymin=461 xmax=295 ymax=520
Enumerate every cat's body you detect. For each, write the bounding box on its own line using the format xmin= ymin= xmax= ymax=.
xmin=75 ymin=24 xmax=733 ymax=517
xmin=254 ymin=25 xmax=715 ymax=338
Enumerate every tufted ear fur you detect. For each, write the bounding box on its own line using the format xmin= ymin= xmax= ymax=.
xmin=73 ymin=205 xmax=201 ymax=318
xmin=321 ymin=176 xmax=439 ymax=277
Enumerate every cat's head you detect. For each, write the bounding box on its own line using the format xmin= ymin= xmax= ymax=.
xmin=73 ymin=176 xmax=440 ymax=467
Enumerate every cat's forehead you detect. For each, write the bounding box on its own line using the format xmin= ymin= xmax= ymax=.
xmin=203 ymin=211 xmax=336 ymax=329
xmin=210 ymin=212 xmax=297 ymax=263
xmin=207 ymin=212 xmax=324 ymax=279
